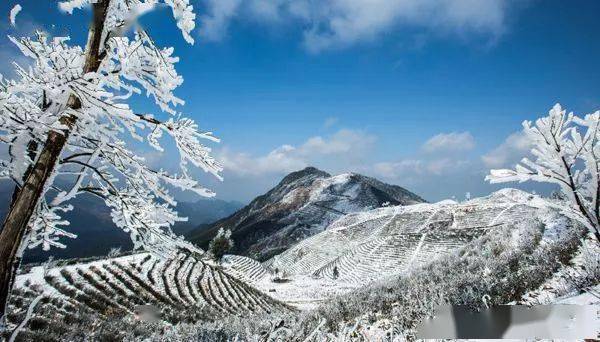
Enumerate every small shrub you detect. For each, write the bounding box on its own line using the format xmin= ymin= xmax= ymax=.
xmin=332 ymin=266 xmax=340 ymax=279
xmin=209 ymin=228 xmax=234 ymax=262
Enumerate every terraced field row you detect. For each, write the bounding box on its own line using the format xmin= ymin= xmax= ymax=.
xmin=310 ymin=228 xmax=484 ymax=284
xmin=266 ymin=190 xmax=545 ymax=284
xmin=6 ymin=252 xmax=290 ymax=338
xmin=222 ymin=254 xmax=269 ymax=282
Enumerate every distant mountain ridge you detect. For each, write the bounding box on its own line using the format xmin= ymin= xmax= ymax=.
xmin=187 ymin=167 xmax=425 ymax=260
xmin=172 ymin=199 xmax=245 ymax=235
xmin=0 ymin=180 xmax=243 ymax=263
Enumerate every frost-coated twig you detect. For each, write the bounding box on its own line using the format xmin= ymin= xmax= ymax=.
xmin=9 ymin=294 xmax=44 ymax=342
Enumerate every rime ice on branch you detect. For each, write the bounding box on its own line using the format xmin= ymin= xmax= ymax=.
xmin=9 ymin=4 xmax=22 ymax=27
xmin=0 ymin=0 xmax=221 ymax=253
xmin=486 ymin=104 xmax=600 ymax=242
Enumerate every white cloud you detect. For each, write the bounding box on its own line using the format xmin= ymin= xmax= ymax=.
xmin=209 ymin=127 xmax=547 ymax=203
xmin=323 ymin=117 xmax=339 ymax=128
xmin=481 ymin=131 xmax=531 ymax=168
xmin=198 ymin=0 xmax=242 ymax=41
xmin=369 ymin=131 xmax=475 ymax=184
xmin=207 ymin=125 xmax=550 ymax=203
xmin=219 ymin=129 xmax=376 ymax=176
xmin=301 ymin=129 xmax=375 ymax=155
xmin=219 ymin=145 xmax=307 ymax=176
xmin=422 ymin=131 xmax=475 ymax=153
xmin=373 ymin=160 xmax=422 ymax=179
xmin=197 ymin=0 xmax=514 ymax=52
xmin=425 ymin=158 xmax=469 ymax=175
xmin=373 ymin=157 xmax=469 ymax=180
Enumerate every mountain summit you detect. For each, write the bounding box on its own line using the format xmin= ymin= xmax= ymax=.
xmin=187 ymin=167 xmax=425 ymax=260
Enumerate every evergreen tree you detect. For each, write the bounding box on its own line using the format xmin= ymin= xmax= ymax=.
xmin=209 ymin=228 xmax=234 ymax=262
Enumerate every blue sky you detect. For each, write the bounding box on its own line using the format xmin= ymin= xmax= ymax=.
xmin=1 ymin=0 xmax=599 ymax=203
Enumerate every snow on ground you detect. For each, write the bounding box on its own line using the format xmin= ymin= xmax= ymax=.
xmin=10 ymin=249 xmax=289 ymax=331
xmin=15 ymin=252 xmax=150 ymax=290
xmin=266 ymin=189 xmax=547 ymax=286
xmin=557 ymin=284 xmax=600 ymax=304
xmin=233 ymin=189 xmax=580 ymax=310
xmin=253 ymin=275 xmax=356 ymax=310
xmin=13 ymin=188 xmax=597 ymax=316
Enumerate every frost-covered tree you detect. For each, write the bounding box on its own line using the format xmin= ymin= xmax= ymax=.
xmin=209 ymin=228 xmax=233 ymax=262
xmin=0 ymin=0 xmax=222 ymax=319
xmin=486 ymin=104 xmax=600 ymax=243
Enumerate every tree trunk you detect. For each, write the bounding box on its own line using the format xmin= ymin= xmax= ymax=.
xmin=0 ymin=0 xmax=110 ymax=322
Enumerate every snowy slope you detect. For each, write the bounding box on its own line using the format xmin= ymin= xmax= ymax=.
xmin=6 ymin=189 xmax=595 ymax=338
xmin=7 ymin=251 xmax=290 ymax=334
xmin=265 ymin=189 xmax=554 ymax=285
xmin=188 ymin=167 xmax=424 ymax=261
xmin=227 ymin=189 xmax=595 ymax=311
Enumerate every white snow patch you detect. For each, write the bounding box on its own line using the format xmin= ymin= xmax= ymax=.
xmin=281 ymin=188 xmax=301 ymax=204
xmin=556 ymin=285 xmax=600 ymax=304
xmin=435 ymin=199 xmax=458 ymax=205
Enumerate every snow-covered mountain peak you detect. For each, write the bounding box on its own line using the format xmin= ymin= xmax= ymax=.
xmin=188 ymin=167 xmax=425 ymax=260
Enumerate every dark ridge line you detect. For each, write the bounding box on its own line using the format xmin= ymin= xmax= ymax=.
xmin=160 ymin=256 xmax=181 ymax=304
xmin=174 ymin=254 xmax=193 ymax=305
xmin=89 ymin=266 xmax=145 ymax=306
xmin=75 ymin=268 xmax=138 ymax=310
xmin=46 ymin=275 xmax=112 ymax=315
xmin=109 ymin=262 xmax=175 ymax=306
xmin=59 ymin=269 xmax=126 ymax=314
xmin=185 ymin=260 xmax=200 ymax=303
xmin=204 ymin=266 xmax=236 ymax=314
xmin=196 ymin=264 xmax=225 ymax=313
xmin=216 ymin=270 xmax=253 ymax=312
xmin=211 ymin=268 xmax=243 ymax=314
xmin=148 ymin=259 xmax=160 ymax=285
xmin=101 ymin=264 xmax=156 ymax=305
